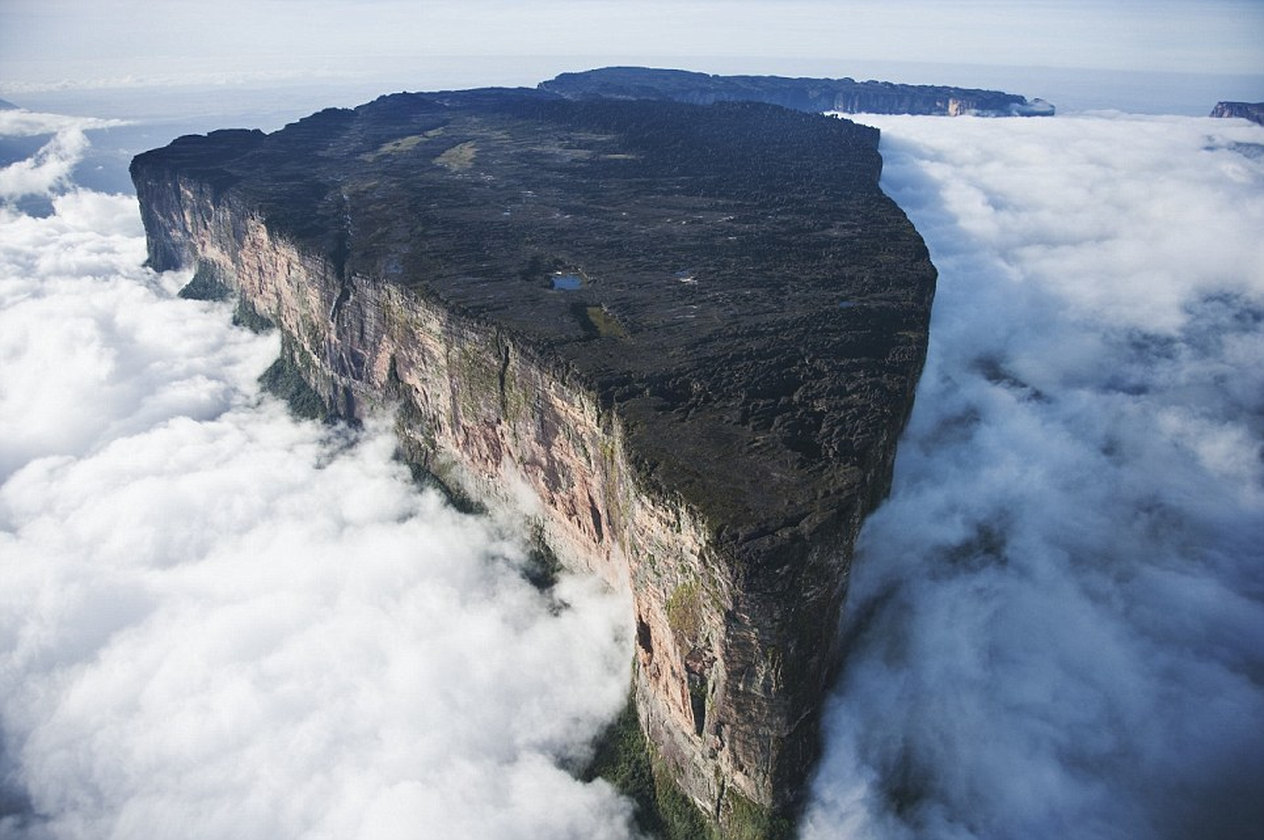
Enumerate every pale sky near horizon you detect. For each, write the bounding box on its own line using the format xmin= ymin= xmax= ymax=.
xmin=2 ymin=0 xmax=1262 ymax=93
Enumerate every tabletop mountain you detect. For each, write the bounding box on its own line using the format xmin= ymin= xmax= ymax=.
xmin=131 ymin=84 xmax=936 ymax=838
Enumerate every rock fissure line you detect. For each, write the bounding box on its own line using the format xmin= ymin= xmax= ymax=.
xmin=132 ymin=87 xmax=937 ymax=838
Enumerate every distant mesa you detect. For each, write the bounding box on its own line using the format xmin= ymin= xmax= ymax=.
xmin=1210 ymin=101 xmax=1264 ymax=126
xmin=540 ymin=66 xmax=1055 ymax=117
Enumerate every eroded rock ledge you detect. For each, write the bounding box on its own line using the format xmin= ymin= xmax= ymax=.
xmin=131 ymin=87 xmax=936 ymax=838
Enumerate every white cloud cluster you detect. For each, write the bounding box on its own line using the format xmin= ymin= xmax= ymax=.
xmin=803 ymin=114 xmax=1264 ymax=839
xmin=0 ymin=129 xmax=636 ymax=839
xmin=0 ymin=193 xmax=274 ymax=479
xmin=0 ymin=110 xmax=127 ymax=200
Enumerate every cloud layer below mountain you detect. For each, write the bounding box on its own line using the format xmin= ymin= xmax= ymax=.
xmin=802 ymin=113 xmax=1264 ymax=840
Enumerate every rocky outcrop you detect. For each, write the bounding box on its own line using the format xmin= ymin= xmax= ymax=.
xmin=541 ymin=66 xmax=1054 ymax=117
xmin=1211 ymin=101 xmax=1264 ymax=126
xmin=131 ymin=88 xmax=935 ymax=838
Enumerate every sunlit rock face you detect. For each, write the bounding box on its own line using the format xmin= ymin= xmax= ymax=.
xmin=541 ymin=66 xmax=1055 ymax=117
xmin=131 ymin=88 xmax=935 ymax=837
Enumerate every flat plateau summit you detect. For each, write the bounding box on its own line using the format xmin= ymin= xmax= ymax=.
xmin=132 ymin=85 xmax=936 ymax=838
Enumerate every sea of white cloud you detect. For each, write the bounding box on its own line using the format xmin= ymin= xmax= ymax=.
xmin=0 ymin=111 xmax=637 ymax=840
xmin=802 ymin=113 xmax=1264 ymax=840
xmin=1 ymin=102 xmax=1262 ymax=840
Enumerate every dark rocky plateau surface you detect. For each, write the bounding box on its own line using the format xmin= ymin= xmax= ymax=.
xmin=541 ymin=65 xmax=1055 ymax=116
xmin=132 ymin=87 xmax=936 ymax=838
xmin=1211 ymin=101 xmax=1264 ymax=126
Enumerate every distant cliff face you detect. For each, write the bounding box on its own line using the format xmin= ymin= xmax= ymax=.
xmin=1211 ymin=101 xmax=1264 ymax=126
xmin=131 ymin=88 xmax=936 ymax=838
xmin=541 ymin=66 xmax=1055 ymax=117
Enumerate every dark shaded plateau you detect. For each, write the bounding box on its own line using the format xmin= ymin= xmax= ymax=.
xmin=131 ymin=82 xmax=936 ymax=838
xmin=135 ymin=88 xmax=934 ymax=533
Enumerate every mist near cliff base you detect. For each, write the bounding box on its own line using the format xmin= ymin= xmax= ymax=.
xmin=802 ymin=114 xmax=1264 ymax=839
xmin=0 ymin=114 xmax=637 ymax=839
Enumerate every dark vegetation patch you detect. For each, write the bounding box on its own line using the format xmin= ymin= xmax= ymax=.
xmin=259 ymin=353 xmax=325 ymax=421
xmin=178 ymin=262 xmax=232 ymax=301
xmin=522 ymin=523 xmax=563 ymax=592
xmin=583 ymin=692 xmax=713 ymax=840
xmin=232 ymin=297 xmax=275 ymax=333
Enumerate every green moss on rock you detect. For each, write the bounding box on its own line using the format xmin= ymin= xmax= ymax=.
xmin=233 ymin=296 xmax=275 ymax=333
xmin=259 ymin=352 xmax=326 ymax=420
xmin=665 ymin=580 xmax=705 ymax=649
xmin=721 ymin=789 xmax=793 ymax=840
xmin=178 ymin=261 xmax=232 ymax=301
xmin=585 ymin=691 xmax=713 ymax=840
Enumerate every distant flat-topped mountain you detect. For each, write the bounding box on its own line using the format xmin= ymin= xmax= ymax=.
xmin=1211 ymin=101 xmax=1264 ymax=126
xmin=540 ymin=66 xmax=1055 ymax=117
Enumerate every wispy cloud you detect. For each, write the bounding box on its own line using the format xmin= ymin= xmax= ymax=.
xmin=0 ymin=111 xmax=127 ymax=199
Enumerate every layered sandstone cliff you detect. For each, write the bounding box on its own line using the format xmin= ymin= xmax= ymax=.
xmin=131 ymin=88 xmax=935 ymax=838
xmin=541 ymin=66 xmax=1055 ymax=117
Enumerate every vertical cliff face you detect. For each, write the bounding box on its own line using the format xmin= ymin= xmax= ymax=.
xmin=131 ymin=88 xmax=935 ymax=837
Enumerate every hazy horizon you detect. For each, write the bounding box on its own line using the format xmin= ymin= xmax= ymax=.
xmin=3 ymin=0 xmax=1262 ymax=125
xmin=5 ymin=0 xmax=1262 ymax=79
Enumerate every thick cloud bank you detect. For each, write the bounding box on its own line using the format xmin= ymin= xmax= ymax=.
xmin=0 ymin=118 xmax=636 ymax=839
xmin=803 ymin=114 xmax=1264 ymax=839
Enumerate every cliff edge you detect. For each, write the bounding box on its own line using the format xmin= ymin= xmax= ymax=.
xmin=131 ymin=88 xmax=936 ymax=838
xmin=541 ymin=66 xmax=1055 ymax=116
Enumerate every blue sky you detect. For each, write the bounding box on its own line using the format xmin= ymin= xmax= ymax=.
xmin=2 ymin=0 xmax=1262 ymax=92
